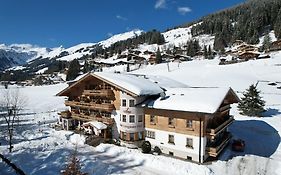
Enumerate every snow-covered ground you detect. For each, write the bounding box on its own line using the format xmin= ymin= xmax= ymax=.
xmin=1 ymin=51 xmax=281 ymax=175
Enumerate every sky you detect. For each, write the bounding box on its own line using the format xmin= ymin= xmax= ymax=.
xmin=0 ymin=0 xmax=246 ymax=48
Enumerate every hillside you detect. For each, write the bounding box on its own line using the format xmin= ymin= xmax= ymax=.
xmin=1 ymin=0 xmax=281 ymax=83
xmin=1 ymin=50 xmax=281 ymax=175
xmin=189 ymin=0 xmax=281 ymax=50
xmin=0 ymin=30 xmax=143 ymax=71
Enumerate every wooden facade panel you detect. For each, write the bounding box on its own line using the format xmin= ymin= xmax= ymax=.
xmin=113 ymin=89 xmax=121 ymax=110
xmin=144 ymin=108 xmax=206 ymax=120
xmin=144 ymin=108 xmax=207 ymax=137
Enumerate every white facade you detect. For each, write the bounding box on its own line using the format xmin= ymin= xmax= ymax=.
xmin=145 ymin=128 xmax=207 ymax=162
xmin=119 ymin=92 xmax=145 ymax=133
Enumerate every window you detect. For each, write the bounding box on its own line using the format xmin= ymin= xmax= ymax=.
xmin=186 ymin=138 xmax=193 ymax=148
xmin=186 ymin=120 xmax=193 ymax=128
xmin=150 ymin=115 xmax=156 ymax=124
xmin=122 ymin=115 xmax=126 ymax=122
xmin=138 ymin=115 xmax=143 ymax=122
xmin=168 ymin=135 xmax=175 ymax=144
xmin=138 ymin=132 xmax=143 ymax=140
xmin=168 ymin=117 xmax=174 ymax=126
xmin=129 ymin=115 xmax=135 ymax=123
xmin=122 ymin=99 xmax=126 ymax=107
xmin=123 ymin=132 xmax=127 ymax=140
xmin=129 ymin=99 xmax=135 ymax=107
xmin=146 ymin=131 xmax=155 ymax=139
xmin=130 ymin=133 xmax=134 ymax=141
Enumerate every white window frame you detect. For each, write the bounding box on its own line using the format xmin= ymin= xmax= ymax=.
xmin=129 ymin=99 xmax=135 ymax=107
xmin=122 ymin=115 xmax=126 ymax=122
xmin=129 ymin=115 xmax=135 ymax=123
xmin=186 ymin=138 xmax=193 ymax=148
xmin=138 ymin=115 xmax=143 ymax=122
xmin=122 ymin=99 xmax=126 ymax=107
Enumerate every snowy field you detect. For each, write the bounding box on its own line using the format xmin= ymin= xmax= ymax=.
xmin=1 ymin=52 xmax=281 ymax=175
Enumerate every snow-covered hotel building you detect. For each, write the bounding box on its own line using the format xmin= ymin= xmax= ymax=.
xmin=57 ymin=72 xmax=239 ymax=163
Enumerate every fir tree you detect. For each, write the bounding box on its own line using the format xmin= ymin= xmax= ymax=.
xmin=156 ymin=48 xmax=162 ymax=64
xmin=262 ymin=33 xmax=272 ymax=52
xmin=208 ymin=45 xmax=214 ymax=59
xmin=214 ymin=33 xmax=227 ymax=52
xmin=66 ymin=59 xmax=81 ymax=81
xmin=61 ymin=149 xmax=88 ymax=175
xmin=83 ymin=60 xmax=90 ymax=73
xmin=274 ymin=8 xmax=281 ymax=39
xmin=203 ymin=45 xmax=208 ymax=59
xmin=238 ymin=84 xmax=266 ymax=117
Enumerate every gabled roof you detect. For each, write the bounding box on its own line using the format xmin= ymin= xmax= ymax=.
xmin=94 ymin=72 xmax=163 ymax=96
xmin=57 ymin=72 xmax=163 ymax=97
xmin=143 ymin=87 xmax=239 ymax=114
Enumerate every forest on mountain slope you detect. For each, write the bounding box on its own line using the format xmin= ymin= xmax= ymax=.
xmin=188 ymin=0 xmax=281 ymax=51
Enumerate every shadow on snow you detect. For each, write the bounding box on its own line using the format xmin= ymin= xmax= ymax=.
xmin=220 ymin=120 xmax=280 ymax=160
xmin=1 ymin=144 xmax=145 ymax=175
xmin=262 ymin=108 xmax=281 ymax=117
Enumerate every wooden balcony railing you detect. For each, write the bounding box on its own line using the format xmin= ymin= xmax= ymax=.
xmin=71 ymin=113 xmax=114 ymax=125
xmin=206 ymin=132 xmax=232 ymax=157
xmin=218 ymin=104 xmax=231 ymax=112
xmin=58 ymin=110 xmax=71 ymax=118
xmin=82 ymin=89 xmax=114 ymax=98
xmin=206 ymin=116 xmax=234 ymax=139
xmin=65 ymin=101 xmax=115 ymax=113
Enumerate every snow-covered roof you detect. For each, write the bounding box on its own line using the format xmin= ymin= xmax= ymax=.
xmin=95 ymin=56 xmax=129 ymax=65
xmin=145 ymin=87 xmax=237 ymax=114
xmin=83 ymin=121 xmax=107 ymax=130
xmin=134 ymin=75 xmax=189 ymax=89
xmin=94 ymin=72 xmax=163 ymax=96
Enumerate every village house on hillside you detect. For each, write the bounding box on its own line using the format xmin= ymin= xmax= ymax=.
xmin=270 ymin=39 xmax=281 ymax=51
xmin=57 ymin=72 xmax=239 ymax=163
xmin=232 ymin=42 xmax=260 ymax=60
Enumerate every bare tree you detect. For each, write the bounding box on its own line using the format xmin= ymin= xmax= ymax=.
xmin=0 ymin=88 xmax=27 ymax=152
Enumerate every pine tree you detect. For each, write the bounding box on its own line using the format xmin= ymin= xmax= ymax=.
xmin=61 ymin=150 xmax=88 ymax=175
xmin=238 ymin=84 xmax=266 ymax=117
xmin=208 ymin=45 xmax=214 ymax=59
xmin=214 ymin=33 xmax=227 ymax=52
xmin=156 ymin=48 xmax=162 ymax=64
xmin=274 ymin=8 xmax=281 ymax=39
xmin=203 ymin=45 xmax=208 ymax=59
xmin=83 ymin=60 xmax=90 ymax=73
xmin=262 ymin=33 xmax=272 ymax=52
xmin=66 ymin=59 xmax=81 ymax=81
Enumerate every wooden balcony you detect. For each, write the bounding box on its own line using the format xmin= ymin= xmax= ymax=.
xmin=206 ymin=115 xmax=234 ymax=139
xmin=206 ymin=132 xmax=232 ymax=157
xmin=82 ymin=89 xmax=114 ymax=98
xmin=218 ymin=104 xmax=231 ymax=112
xmin=58 ymin=110 xmax=71 ymax=118
xmin=65 ymin=101 xmax=115 ymax=113
xmin=71 ymin=113 xmax=114 ymax=125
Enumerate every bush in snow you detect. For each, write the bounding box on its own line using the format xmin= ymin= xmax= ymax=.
xmin=238 ymin=84 xmax=265 ymax=117
xmin=141 ymin=141 xmax=151 ymax=154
